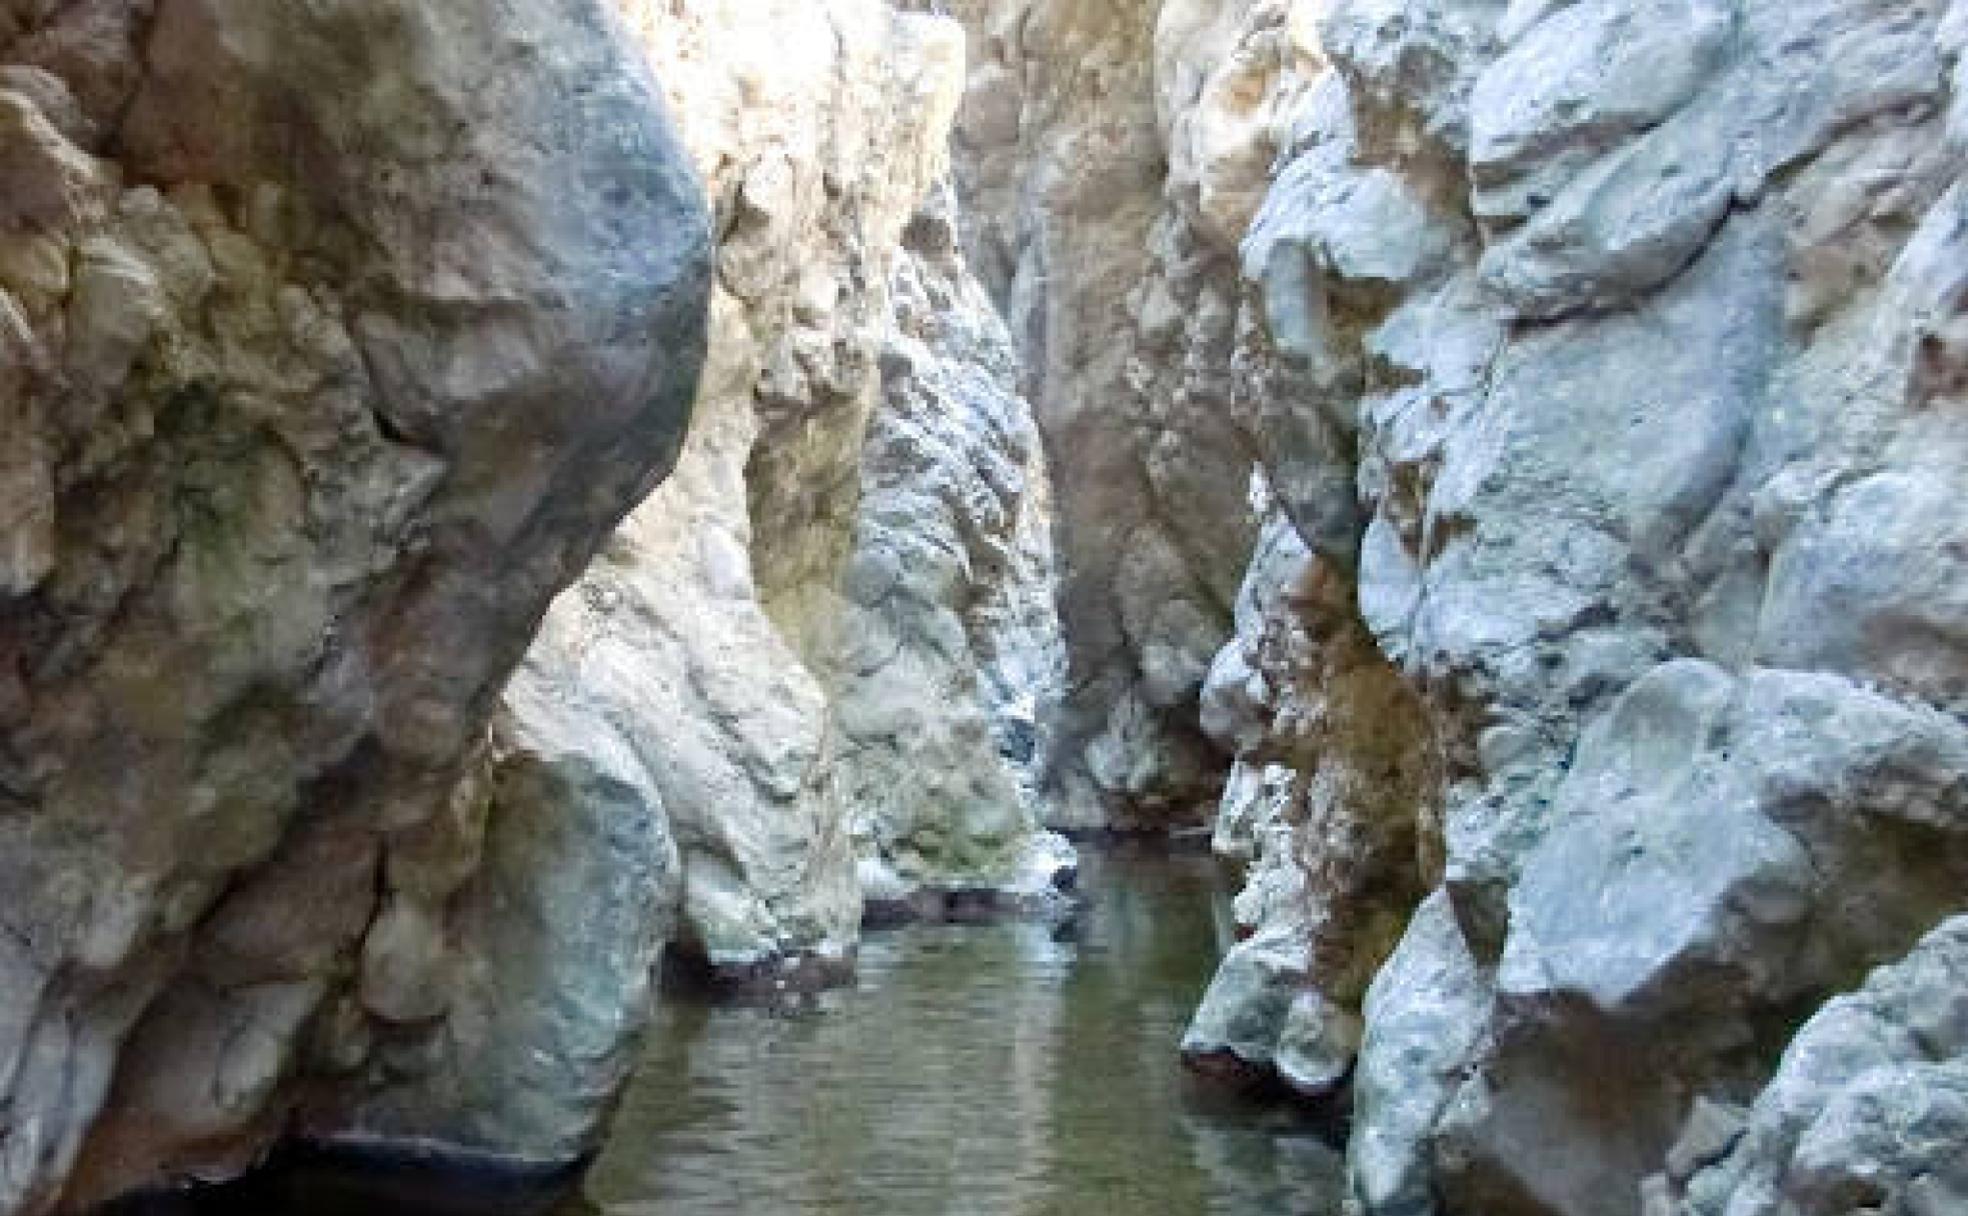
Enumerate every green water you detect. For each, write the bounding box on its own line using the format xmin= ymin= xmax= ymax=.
xmin=563 ymin=847 xmax=1344 ymax=1216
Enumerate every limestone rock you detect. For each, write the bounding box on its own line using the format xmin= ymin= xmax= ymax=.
xmin=478 ymin=1 xmax=1070 ymax=982
xmin=499 ymin=0 xmax=961 ymax=979
xmin=314 ymin=696 xmax=682 ymax=1167
xmin=934 ymin=0 xmax=1328 ymax=830
xmin=1349 ymin=892 xmax=1495 ymax=1216
xmin=1677 ymin=916 xmax=1968 ymax=1216
xmin=832 ymin=185 xmax=1075 ymax=911
xmin=1183 ymin=494 xmax=1437 ymax=1099
xmin=318 ymin=9 xmax=998 ymax=1170
xmin=0 ymin=0 xmax=710 ymax=1208
xmin=318 ymin=20 xmax=1076 ymax=1186
xmin=1170 ymin=0 xmax=1968 ymax=1211
xmin=1428 ymin=663 xmax=1968 ymax=1216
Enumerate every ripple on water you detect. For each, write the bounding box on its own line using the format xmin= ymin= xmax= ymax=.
xmin=567 ymin=848 xmax=1345 ymax=1216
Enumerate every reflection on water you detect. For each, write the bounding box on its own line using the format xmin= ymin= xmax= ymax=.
xmin=564 ymin=847 xmax=1344 ymax=1216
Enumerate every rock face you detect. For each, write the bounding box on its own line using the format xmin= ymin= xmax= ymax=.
xmin=2 ymin=0 xmax=1081 ymax=1205
xmin=296 ymin=0 xmax=1075 ymax=1183
xmin=1183 ymin=493 xmax=1438 ymax=1097
xmin=501 ymin=0 xmax=971 ymax=984
xmin=835 ymin=184 xmax=1076 ymax=916
xmin=1676 ymin=915 xmax=1968 ymax=1216
xmin=930 ymin=0 xmax=1324 ymax=829
xmin=1169 ymin=0 xmax=1968 ymax=1212
xmin=14 ymin=0 xmax=1968 ymax=1212
xmin=0 ymin=0 xmax=710 ymax=1210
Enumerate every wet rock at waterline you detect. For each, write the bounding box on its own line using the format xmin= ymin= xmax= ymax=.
xmin=1181 ymin=0 xmax=1968 ymax=1213
xmin=332 ymin=0 xmax=1079 ymax=1177
xmin=9 ymin=0 xmax=1968 ymax=1212
xmin=933 ymin=0 xmax=1313 ymax=832
xmin=0 ymin=0 xmax=709 ymax=1209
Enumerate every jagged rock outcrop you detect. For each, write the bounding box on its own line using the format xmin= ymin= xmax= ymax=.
xmin=310 ymin=0 xmax=1076 ymax=1181
xmin=1183 ymin=493 xmax=1438 ymax=1097
xmin=1674 ymin=915 xmax=1968 ymax=1216
xmin=927 ymin=0 xmax=1327 ymax=830
xmin=503 ymin=0 xmax=970 ymax=984
xmin=1174 ymin=0 xmax=1968 ymax=1213
xmin=0 ymin=0 xmax=709 ymax=1210
xmin=835 ymin=184 xmax=1075 ymax=917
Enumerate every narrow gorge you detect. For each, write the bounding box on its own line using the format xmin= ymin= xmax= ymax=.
xmin=1 ymin=1 xmax=1965 ymax=1215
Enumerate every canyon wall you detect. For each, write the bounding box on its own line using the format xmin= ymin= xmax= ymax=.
xmin=1166 ymin=1 xmax=1968 ymax=1214
xmin=7 ymin=0 xmax=1966 ymax=1213
xmin=930 ymin=0 xmax=1310 ymax=830
xmin=522 ymin=0 xmax=1070 ymax=968
xmin=323 ymin=0 xmax=1072 ymax=1180
xmin=834 ymin=183 xmax=1076 ymax=918
xmin=302 ymin=1 xmax=965 ymax=1161
xmin=1 ymin=0 xmax=1071 ymax=1209
xmin=0 ymin=0 xmax=710 ymax=1210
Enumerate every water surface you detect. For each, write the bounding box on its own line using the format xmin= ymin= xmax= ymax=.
xmin=564 ymin=847 xmax=1343 ymax=1216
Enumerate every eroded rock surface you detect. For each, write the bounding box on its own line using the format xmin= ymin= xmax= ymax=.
xmin=1675 ymin=915 xmax=1968 ymax=1216
xmin=323 ymin=0 xmax=1077 ymax=1178
xmin=929 ymin=0 xmax=1336 ymax=830
xmin=1183 ymin=494 xmax=1438 ymax=1096
xmin=835 ymin=184 xmax=1075 ymax=917
xmin=1172 ymin=0 xmax=1968 ymax=1212
xmin=511 ymin=0 xmax=970 ymax=984
xmin=0 ymin=0 xmax=710 ymax=1209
